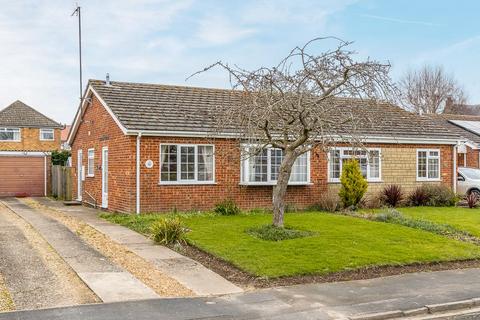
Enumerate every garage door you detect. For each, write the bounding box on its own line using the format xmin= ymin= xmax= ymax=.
xmin=0 ymin=156 xmax=45 ymax=197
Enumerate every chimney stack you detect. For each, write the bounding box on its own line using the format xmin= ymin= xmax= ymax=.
xmin=445 ymin=96 xmax=454 ymax=111
xmin=105 ymin=73 xmax=111 ymax=86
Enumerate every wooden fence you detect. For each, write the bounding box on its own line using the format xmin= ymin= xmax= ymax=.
xmin=51 ymin=165 xmax=72 ymax=200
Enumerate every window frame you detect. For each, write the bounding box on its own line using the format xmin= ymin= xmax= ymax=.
xmin=39 ymin=128 xmax=55 ymax=141
xmin=327 ymin=147 xmax=382 ymax=183
xmin=159 ymin=143 xmax=216 ymax=185
xmin=416 ymin=149 xmax=441 ymax=181
xmin=0 ymin=127 xmax=21 ymax=142
xmin=87 ymin=148 xmax=95 ymax=177
xmin=240 ymin=146 xmax=311 ymax=186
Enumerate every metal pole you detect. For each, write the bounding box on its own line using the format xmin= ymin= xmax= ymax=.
xmin=72 ymin=5 xmax=82 ymax=101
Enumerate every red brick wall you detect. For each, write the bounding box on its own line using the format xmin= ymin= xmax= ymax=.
xmin=457 ymin=146 xmax=479 ymax=169
xmin=138 ymin=137 xmax=328 ymax=212
xmin=70 ymin=94 xmax=136 ymax=213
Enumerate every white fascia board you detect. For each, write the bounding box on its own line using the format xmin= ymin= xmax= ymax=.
xmin=0 ymin=151 xmax=50 ymax=156
xmin=67 ymin=85 xmax=128 ymax=145
xmin=126 ymin=129 xmax=460 ymax=145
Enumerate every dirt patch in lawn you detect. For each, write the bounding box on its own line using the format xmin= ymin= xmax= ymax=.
xmin=180 ymin=244 xmax=480 ymax=288
xmin=22 ymin=198 xmax=193 ymax=297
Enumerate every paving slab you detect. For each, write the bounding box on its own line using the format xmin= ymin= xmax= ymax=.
xmin=1 ymin=198 xmax=159 ymax=303
xmin=33 ymin=197 xmax=243 ymax=296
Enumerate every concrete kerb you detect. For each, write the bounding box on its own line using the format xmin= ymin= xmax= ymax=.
xmin=348 ymin=297 xmax=480 ymax=320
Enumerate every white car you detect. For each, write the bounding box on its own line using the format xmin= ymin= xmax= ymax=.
xmin=457 ymin=167 xmax=480 ymax=197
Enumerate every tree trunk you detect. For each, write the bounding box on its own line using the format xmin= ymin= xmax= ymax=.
xmin=272 ymin=151 xmax=297 ymax=228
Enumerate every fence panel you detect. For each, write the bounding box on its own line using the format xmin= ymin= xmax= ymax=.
xmin=51 ymin=165 xmax=72 ymax=201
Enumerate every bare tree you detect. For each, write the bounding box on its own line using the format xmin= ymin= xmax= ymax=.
xmin=191 ymin=38 xmax=396 ymax=227
xmin=399 ymin=65 xmax=467 ymax=114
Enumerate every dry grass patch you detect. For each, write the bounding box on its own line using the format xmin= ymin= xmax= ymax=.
xmin=0 ymin=274 xmax=14 ymax=312
xmin=22 ymin=198 xmax=193 ymax=297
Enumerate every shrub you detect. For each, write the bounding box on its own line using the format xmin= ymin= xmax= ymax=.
xmin=214 ymin=199 xmax=241 ymax=216
xmin=51 ymin=150 xmax=71 ymax=166
xmin=381 ymin=184 xmax=404 ymax=207
xmin=246 ymin=225 xmax=314 ymax=241
xmin=150 ymin=217 xmax=187 ymax=245
xmin=424 ymin=185 xmax=458 ymax=206
xmin=317 ymin=192 xmax=341 ymax=212
xmin=407 ymin=185 xmax=457 ymax=207
xmin=408 ymin=186 xmax=430 ymax=206
xmin=466 ymin=193 xmax=478 ymax=209
xmin=339 ymin=159 xmax=368 ymax=209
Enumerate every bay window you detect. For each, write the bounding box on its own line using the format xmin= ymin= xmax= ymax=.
xmin=0 ymin=128 xmax=20 ymax=141
xmin=241 ymin=147 xmax=310 ymax=185
xmin=328 ymin=148 xmax=381 ymax=182
xmin=160 ymin=144 xmax=214 ymax=184
xmin=417 ymin=149 xmax=440 ymax=181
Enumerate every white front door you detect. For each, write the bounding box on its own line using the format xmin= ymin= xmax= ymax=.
xmin=102 ymin=147 xmax=108 ymax=208
xmin=77 ymin=149 xmax=83 ymax=201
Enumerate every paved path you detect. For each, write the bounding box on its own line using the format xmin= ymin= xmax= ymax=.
xmin=0 ymin=203 xmax=91 ymax=309
xmin=1 ymin=198 xmax=159 ymax=303
xmin=2 ymin=267 xmax=480 ymax=319
xmin=33 ymin=197 xmax=243 ymax=296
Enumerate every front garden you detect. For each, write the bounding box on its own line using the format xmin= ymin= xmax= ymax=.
xmin=102 ymin=209 xmax=480 ymax=279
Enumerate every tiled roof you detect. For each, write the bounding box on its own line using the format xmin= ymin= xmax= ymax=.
xmin=89 ymin=79 xmax=459 ymax=141
xmin=428 ymin=114 xmax=480 ymax=145
xmin=0 ymin=100 xmax=62 ymax=128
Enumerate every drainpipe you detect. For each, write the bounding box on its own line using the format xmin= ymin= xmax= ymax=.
xmin=136 ymin=133 xmax=142 ymax=214
xmin=453 ymin=142 xmax=458 ymax=193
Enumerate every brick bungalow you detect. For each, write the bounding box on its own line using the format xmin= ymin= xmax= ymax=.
xmin=67 ymin=80 xmax=463 ymax=214
xmin=428 ymin=114 xmax=480 ymax=169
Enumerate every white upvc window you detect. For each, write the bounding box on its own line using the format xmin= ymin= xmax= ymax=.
xmin=40 ymin=128 xmax=54 ymax=141
xmin=160 ymin=144 xmax=215 ymax=184
xmin=240 ymin=147 xmax=310 ymax=185
xmin=328 ymin=147 xmax=381 ymax=183
xmin=417 ymin=149 xmax=440 ymax=181
xmin=0 ymin=128 xmax=20 ymax=141
xmin=87 ymin=148 xmax=95 ymax=177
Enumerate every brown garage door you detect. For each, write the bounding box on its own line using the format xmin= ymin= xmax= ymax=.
xmin=0 ymin=156 xmax=45 ymax=197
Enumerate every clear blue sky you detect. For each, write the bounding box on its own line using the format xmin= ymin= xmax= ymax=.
xmin=0 ymin=0 xmax=478 ymax=124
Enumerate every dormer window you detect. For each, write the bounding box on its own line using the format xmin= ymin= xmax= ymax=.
xmin=40 ymin=128 xmax=54 ymax=141
xmin=0 ymin=128 xmax=20 ymax=141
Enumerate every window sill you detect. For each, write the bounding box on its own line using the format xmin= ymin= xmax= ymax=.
xmin=86 ymin=175 xmax=94 ymax=178
xmin=328 ymin=180 xmax=383 ymax=184
xmin=416 ymin=178 xmax=441 ymax=182
xmin=239 ymin=182 xmax=313 ymax=186
xmin=0 ymin=140 xmax=21 ymax=142
xmin=158 ymin=181 xmax=217 ymax=186
xmin=40 ymin=139 xmax=55 ymax=141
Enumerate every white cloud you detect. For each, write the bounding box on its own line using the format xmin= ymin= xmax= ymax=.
xmin=195 ymin=15 xmax=256 ymax=46
xmin=360 ymin=14 xmax=442 ymax=27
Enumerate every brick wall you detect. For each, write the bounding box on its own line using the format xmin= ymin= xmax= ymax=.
xmin=70 ymin=95 xmax=136 ymax=213
xmin=0 ymin=128 xmax=61 ymax=151
xmin=457 ymin=146 xmax=479 ymax=168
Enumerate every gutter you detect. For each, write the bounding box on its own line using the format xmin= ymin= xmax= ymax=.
xmin=124 ymin=129 xmax=462 ymax=145
xmin=136 ymin=132 xmax=142 ymax=214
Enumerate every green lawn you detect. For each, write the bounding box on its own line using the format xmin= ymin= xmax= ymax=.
xmin=396 ymin=207 xmax=480 ymax=237
xmin=102 ymin=211 xmax=480 ymax=278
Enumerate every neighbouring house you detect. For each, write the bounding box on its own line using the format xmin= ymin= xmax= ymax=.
xmin=428 ymin=113 xmax=480 ymax=169
xmin=67 ymin=80 xmax=462 ymax=214
xmin=61 ymin=125 xmax=72 ymax=150
xmin=444 ymin=97 xmax=480 ymax=116
xmin=0 ymin=100 xmax=62 ymax=197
